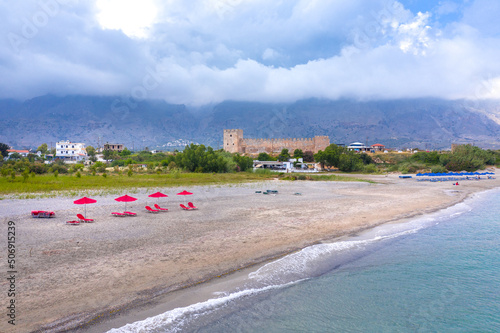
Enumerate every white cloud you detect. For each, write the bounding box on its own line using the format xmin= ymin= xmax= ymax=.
xmin=1 ymin=0 xmax=500 ymax=104
xmin=95 ymin=0 xmax=158 ymax=38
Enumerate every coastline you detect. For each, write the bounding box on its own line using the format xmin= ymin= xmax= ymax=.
xmin=1 ymin=171 xmax=498 ymax=333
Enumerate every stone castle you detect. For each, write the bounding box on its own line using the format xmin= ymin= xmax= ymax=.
xmin=223 ymin=129 xmax=330 ymax=155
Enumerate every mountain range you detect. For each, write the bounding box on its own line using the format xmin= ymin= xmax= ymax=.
xmin=1 ymin=95 xmax=499 ymax=151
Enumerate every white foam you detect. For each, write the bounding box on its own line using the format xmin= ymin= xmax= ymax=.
xmin=107 ymin=189 xmax=496 ymax=332
xmin=107 ymin=281 xmax=301 ymax=333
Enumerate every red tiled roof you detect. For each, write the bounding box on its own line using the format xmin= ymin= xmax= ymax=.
xmin=7 ymin=149 xmax=30 ymax=153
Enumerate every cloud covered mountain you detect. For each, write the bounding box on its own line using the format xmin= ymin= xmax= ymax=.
xmin=1 ymin=95 xmax=499 ymax=151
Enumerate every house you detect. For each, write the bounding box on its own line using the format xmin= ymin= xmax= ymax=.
xmin=103 ymin=143 xmax=124 ymax=152
xmin=56 ymin=140 xmax=87 ymax=162
xmin=347 ymin=142 xmax=370 ymax=152
xmin=253 ymin=158 xmax=319 ymax=172
xmin=371 ymin=144 xmax=385 ymax=152
xmin=7 ymin=149 xmax=30 ymax=157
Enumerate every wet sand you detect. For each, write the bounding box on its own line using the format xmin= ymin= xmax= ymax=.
xmin=0 ymin=172 xmax=498 ymax=332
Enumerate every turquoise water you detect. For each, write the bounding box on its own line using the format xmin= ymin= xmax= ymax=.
xmin=109 ymin=189 xmax=500 ymax=332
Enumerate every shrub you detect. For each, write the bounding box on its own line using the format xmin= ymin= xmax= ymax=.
xmin=76 ymin=171 xmax=81 ymax=178
xmin=297 ymin=174 xmax=307 ymax=180
xmin=431 ymin=165 xmax=447 ymax=173
xmin=22 ymin=169 xmax=29 ymax=182
xmin=50 ymin=164 xmax=68 ymax=174
xmin=30 ymin=163 xmax=49 ymax=174
xmin=363 ymin=164 xmax=378 ymax=173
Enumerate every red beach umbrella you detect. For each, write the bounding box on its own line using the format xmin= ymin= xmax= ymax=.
xmin=114 ymin=195 xmax=137 ymax=211
xmin=148 ymin=191 xmax=168 ymax=204
xmin=176 ymin=190 xmax=193 ymax=196
xmin=73 ymin=196 xmax=97 ymax=218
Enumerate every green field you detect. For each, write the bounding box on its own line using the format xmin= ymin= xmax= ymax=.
xmin=0 ymin=172 xmax=367 ymax=198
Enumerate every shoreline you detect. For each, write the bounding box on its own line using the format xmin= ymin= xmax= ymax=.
xmin=80 ymin=186 xmax=500 ymax=333
xmin=1 ymin=172 xmax=498 ymax=333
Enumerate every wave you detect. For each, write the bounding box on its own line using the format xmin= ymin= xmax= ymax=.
xmin=107 ymin=282 xmax=302 ymax=333
xmin=107 ymin=192 xmax=489 ymax=332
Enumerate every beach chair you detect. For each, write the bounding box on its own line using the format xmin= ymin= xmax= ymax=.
xmin=32 ymin=210 xmax=55 ymax=218
xmin=77 ymin=214 xmax=94 ymax=222
xmin=154 ymin=204 xmax=168 ymax=211
xmin=188 ymin=202 xmax=198 ymax=210
xmin=145 ymin=206 xmax=160 ymax=213
xmin=111 ymin=212 xmax=126 ymax=217
xmin=180 ymin=204 xmax=191 ymax=210
xmin=124 ymin=211 xmax=137 ymax=216
xmin=65 ymin=220 xmax=81 ymax=225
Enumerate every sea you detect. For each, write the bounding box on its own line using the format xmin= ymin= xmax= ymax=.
xmin=107 ymin=189 xmax=500 ymax=333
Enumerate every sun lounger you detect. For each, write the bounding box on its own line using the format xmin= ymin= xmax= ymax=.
xmin=111 ymin=212 xmax=126 ymax=217
xmin=66 ymin=220 xmax=80 ymax=225
xmin=145 ymin=206 xmax=160 ymax=213
xmin=188 ymin=202 xmax=198 ymax=210
xmin=124 ymin=211 xmax=137 ymax=216
xmin=154 ymin=204 xmax=168 ymax=211
xmin=32 ymin=210 xmax=55 ymax=218
xmin=180 ymin=204 xmax=191 ymax=210
xmin=77 ymin=214 xmax=94 ymax=222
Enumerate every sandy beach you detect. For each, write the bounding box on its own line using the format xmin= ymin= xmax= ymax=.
xmin=1 ymin=171 xmax=499 ymax=333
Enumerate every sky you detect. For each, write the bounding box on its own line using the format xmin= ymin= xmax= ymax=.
xmin=1 ymin=0 xmax=500 ymax=105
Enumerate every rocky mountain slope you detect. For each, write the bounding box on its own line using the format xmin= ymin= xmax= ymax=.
xmin=1 ymin=95 xmax=499 ymax=150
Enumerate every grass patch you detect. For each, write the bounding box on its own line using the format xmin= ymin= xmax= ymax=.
xmin=0 ymin=172 xmax=276 ymax=195
xmin=0 ymin=171 xmax=373 ymax=197
xmin=279 ymin=173 xmax=372 ymax=183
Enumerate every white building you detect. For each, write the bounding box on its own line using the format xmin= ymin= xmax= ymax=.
xmin=56 ymin=140 xmax=87 ymax=162
xmin=7 ymin=149 xmax=30 ymax=157
xmin=347 ymin=142 xmax=370 ymax=152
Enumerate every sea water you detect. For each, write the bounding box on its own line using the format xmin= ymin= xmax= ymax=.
xmin=108 ymin=189 xmax=500 ymax=332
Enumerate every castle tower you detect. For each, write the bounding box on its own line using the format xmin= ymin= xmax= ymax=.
xmin=223 ymin=129 xmax=243 ymax=153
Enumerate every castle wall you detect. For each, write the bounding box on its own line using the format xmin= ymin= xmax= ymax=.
xmin=223 ymin=130 xmax=330 ymax=155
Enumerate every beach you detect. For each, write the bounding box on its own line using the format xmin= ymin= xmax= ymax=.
xmin=1 ymin=172 xmax=499 ymax=332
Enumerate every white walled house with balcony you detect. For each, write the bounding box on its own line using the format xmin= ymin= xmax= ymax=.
xmin=56 ymin=140 xmax=87 ymax=162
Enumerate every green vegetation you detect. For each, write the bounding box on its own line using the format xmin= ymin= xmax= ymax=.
xmin=279 ymin=173 xmax=370 ymax=183
xmin=0 ymin=172 xmax=275 ymax=195
xmin=378 ymin=144 xmax=499 ymax=173
xmin=0 ymin=142 xmax=497 ymax=195
xmin=314 ymin=144 xmax=374 ymax=172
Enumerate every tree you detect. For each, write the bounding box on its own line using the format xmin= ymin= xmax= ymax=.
xmin=293 ymin=149 xmax=304 ymax=159
xmin=37 ymin=143 xmax=48 ymax=154
xmin=257 ymin=152 xmax=273 ymax=161
xmin=120 ymin=148 xmax=132 ymax=157
xmin=303 ymin=151 xmax=314 ymax=162
xmin=444 ymin=144 xmax=493 ymax=171
xmin=102 ymin=149 xmax=114 ymax=162
xmin=338 ymin=153 xmax=363 ymax=172
xmin=86 ymin=145 xmax=96 ymax=157
xmin=233 ymin=154 xmax=253 ymax=171
xmin=0 ymin=142 xmax=9 ymax=158
xmin=277 ymin=149 xmax=291 ymax=162
xmin=314 ymin=144 xmax=345 ymax=168
xmin=9 ymin=152 xmax=22 ymax=160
